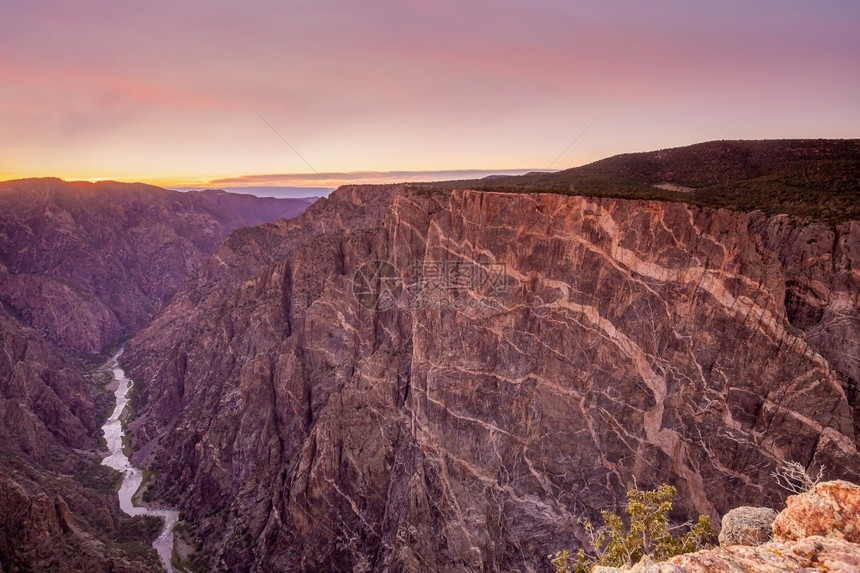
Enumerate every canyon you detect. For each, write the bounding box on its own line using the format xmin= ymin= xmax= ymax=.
xmin=1 ymin=141 xmax=858 ymax=571
xmin=122 ymin=159 xmax=859 ymax=569
xmin=0 ymin=178 xmax=313 ymax=571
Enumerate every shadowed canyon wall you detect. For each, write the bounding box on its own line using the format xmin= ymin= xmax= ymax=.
xmin=0 ymin=178 xmax=313 ymax=570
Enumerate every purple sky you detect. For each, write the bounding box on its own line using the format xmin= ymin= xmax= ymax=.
xmin=1 ymin=0 xmax=858 ymax=187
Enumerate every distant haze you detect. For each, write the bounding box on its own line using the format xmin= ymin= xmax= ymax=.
xmin=173 ymin=186 xmax=332 ymax=199
xmin=174 ymin=168 xmax=547 ymax=195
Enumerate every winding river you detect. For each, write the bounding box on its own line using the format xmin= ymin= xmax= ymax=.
xmin=101 ymin=349 xmax=179 ymax=572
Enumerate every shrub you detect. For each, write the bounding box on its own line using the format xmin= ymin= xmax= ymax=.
xmin=771 ymin=460 xmax=825 ymax=494
xmin=549 ymin=484 xmax=716 ymax=572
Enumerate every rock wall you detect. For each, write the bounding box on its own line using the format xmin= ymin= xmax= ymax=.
xmin=123 ymin=186 xmax=860 ymax=571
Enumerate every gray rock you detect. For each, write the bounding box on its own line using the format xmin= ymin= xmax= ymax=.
xmin=718 ymin=506 xmax=778 ymax=547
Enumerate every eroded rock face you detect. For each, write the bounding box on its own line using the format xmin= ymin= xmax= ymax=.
xmin=123 ymin=186 xmax=860 ymax=571
xmin=0 ymin=473 xmax=147 ymax=572
xmin=0 ymin=473 xmax=163 ymax=573
xmin=773 ymin=480 xmax=860 ymax=543
xmin=757 ymin=217 xmax=860 ymax=440
xmin=0 ymin=273 xmax=122 ymax=354
xmin=0 ymin=178 xmax=315 ymax=571
xmin=718 ymin=506 xmax=777 ymax=547
xmin=0 ymin=307 xmax=102 ymax=463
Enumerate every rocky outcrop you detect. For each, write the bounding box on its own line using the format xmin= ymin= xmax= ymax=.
xmin=773 ymin=480 xmax=860 ymax=543
xmin=0 ymin=307 xmax=103 ymax=464
xmin=0 ymin=473 xmax=162 ymax=572
xmin=595 ymin=480 xmax=860 ymax=572
xmin=593 ymin=535 xmax=860 ymax=572
xmin=0 ymin=273 xmax=122 ymax=354
xmin=122 ymin=184 xmax=860 ymax=571
xmin=718 ymin=506 xmax=777 ymax=547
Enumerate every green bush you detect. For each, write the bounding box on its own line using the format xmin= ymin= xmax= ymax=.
xmin=549 ymin=484 xmax=716 ymax=572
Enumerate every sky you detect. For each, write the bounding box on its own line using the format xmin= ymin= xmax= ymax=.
xmin=1 ymin=0 xmax=858 ymax=190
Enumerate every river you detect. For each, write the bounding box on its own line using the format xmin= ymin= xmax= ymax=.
xmin=101 ymin=349 xmax=179 ymax=572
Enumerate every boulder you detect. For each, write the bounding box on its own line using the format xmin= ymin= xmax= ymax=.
xmin=773 ymin=480 xmax=860 ymax=543
xmin=718 ymin=506 xmax=778 ymax=547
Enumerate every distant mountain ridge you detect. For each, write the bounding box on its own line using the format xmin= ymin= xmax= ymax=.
xmin=0 ymin=177 xmax=315 ymax=351
xmin=467 ymin=139 xmax=860 ymax=221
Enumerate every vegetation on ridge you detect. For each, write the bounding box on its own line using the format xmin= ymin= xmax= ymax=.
xmin=549 ymin=484 xmax=716 ymax=573
xmin=431 ymin=139 xmax=860 ymax=222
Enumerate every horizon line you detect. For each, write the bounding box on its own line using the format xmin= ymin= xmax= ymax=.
xmin=0 ymin=168 xmax=556 ymax=190
xmin=203 ymin=168 xmax=554 ymax=188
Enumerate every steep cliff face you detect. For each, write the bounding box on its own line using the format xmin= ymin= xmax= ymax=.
xmin=0 ymin=178 xmax=314 ymax=570
xmin=757 ymin=217 xmax=860 ymax=437
xmin=123 ymin=185 xmax=860 ymax=571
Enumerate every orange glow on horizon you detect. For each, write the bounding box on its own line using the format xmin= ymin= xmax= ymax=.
xmin=0 ymin=168 xmax=559 ymax=191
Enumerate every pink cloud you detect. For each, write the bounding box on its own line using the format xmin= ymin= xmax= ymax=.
xmin=1 ymin=0 xmax=857 ymax=182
